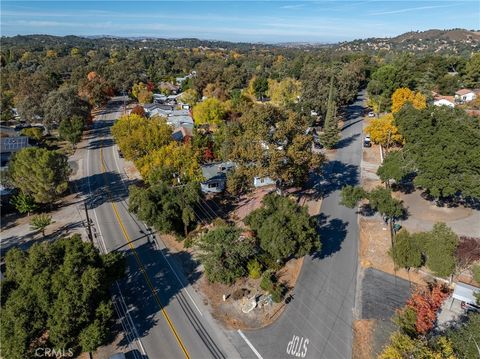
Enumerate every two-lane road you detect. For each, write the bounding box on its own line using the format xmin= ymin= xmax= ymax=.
xmin=237 ymin=91 xmax=366 ymax=359
xmin=84 ymin=97 xmax=239 ymax=359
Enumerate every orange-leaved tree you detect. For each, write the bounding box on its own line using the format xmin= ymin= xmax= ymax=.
xmin=406 ymin=282 xmax=450 ymax=335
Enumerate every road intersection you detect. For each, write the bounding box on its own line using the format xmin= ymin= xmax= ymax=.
xmin=83 ymin=92 xmax=365 ymax=358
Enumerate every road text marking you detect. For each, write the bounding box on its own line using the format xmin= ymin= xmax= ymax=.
xmin=286 ymin=335 xmax=309 ymax=358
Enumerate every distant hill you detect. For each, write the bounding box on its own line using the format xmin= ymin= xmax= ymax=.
xmin=333 ymin=29 xmax=480 ymax=54
xmin=0 ymin=34 xmax=270 ymax=51
xmin=2 ymin=29 xmax=479 ymax=53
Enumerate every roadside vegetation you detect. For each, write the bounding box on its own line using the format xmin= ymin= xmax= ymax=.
xmin=0 ymin=235 xmax=125 ymax=359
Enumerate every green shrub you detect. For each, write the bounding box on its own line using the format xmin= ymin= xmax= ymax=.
xmin=257 ymin=252 xmax=282 ymax=271
xmin=472 ymin=265 xmax=480 ymax=284
xmin=260 ymin=270 xmax=275 ymax=292
xmin=247 ymin=259 xmax=262 ymax=279
xmin=271 ymin=284 xmax=286 ymax=303
xmin=393 ymin=307 xmax=418 ymax=338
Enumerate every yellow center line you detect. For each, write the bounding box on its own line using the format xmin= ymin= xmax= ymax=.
xmin=99 ymin=140 xmax=190 ymax=359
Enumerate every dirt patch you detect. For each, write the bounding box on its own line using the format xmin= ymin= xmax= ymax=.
xmin=394 ymin=190 xmax=473 ymax=222
xmin=197 ymin=258 xmax=303 ymax=330
xmin=158 ymin=229 xmax=305 ymax=330
xmin=352 ymin=320 xmax=375 ymax=359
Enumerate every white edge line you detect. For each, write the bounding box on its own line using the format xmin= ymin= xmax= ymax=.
xmin=238 ymin=330 xmax=263 ymax=359
xmin=110 ymin=139 xmax=203 ymax=317
xmin=86 ymin=118 xmax=146 ymax=356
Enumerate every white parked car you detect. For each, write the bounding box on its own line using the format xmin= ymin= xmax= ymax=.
xmin=368 ymin=111 xmax=375 ymax=117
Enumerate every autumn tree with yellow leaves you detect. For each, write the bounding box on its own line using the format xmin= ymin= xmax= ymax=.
xmin=391 ymin=88 xmax=427 ymax=113
xmin=136 ymin=142 xmax=203 ymax=185
xmin=365 ymin=113 xmax=403 ymax=148
xmin=111 ymin=114 xmax=172 ymax=161
xmin=267 ymin=78 xmax=301 ymax=107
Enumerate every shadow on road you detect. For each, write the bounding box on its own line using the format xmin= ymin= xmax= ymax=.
xmin=113 ymin=241 xmax=224 ymax=358
xmin=70 ymin=171 xmax=138 ymax=208
xmin=88 ymin=137 xmax=115 ymax=150
xmin=335 ymin=133 xmax=360 ymax=149
xmin=311 ymin=160 xmax=359 ymax=199
xmin=312 ymin=213 xmax=349 ymax=259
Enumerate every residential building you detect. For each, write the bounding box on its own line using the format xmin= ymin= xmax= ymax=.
xmin=0 ymin=135 xmax=29 ymax=167
xmin=200 ymin=161 xmax=235 ymax=193
xmin=433 ymin=96 xmax=455 ymax=108
xmin=171 ymin=126 xmax=193 ymax=142
xmin=253 ymin=176 xmax=276 ymax=188
xmin=455 ymin=89 xmax=477 ymax=103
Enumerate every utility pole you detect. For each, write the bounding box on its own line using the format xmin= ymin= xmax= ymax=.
xmin=84 ymin=200 xmax=94 ymax=244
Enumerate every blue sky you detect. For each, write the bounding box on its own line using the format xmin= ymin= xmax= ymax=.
xmin=1 ymin=1 xmax=479 ymax=43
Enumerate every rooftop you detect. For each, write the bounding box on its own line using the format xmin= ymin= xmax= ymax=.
xmin=201 ymin=161 xmax=235 ymax=182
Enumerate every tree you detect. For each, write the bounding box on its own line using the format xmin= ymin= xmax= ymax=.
xmin=0 ymin=235 xmax=124 ymax=359
xmin=130 ymin=105 xmax=145 ymax=117
xmin=196 ymin=226 xmax=256 ymax=284
xmin=137 ymin=89 xmax=153 ymax=104
xmin=380 ymin=331 xmax=455 ymax=359
xmin=319 ymin=77 xmax=340 ymax=149
xmin=42 ymin=86 xmax=90 ymax=128
xmin=136 ymin=142 xmax=202 ymax=185
xmin=464 ymin=52 xmax=480 ymax=88
xmin=245 ymin=194 xmax=320 ymax=262
xmin=79 ymin=75 xmax=110 ymax=108
xmin=368 ymin=187 xmax=404 ymax=219
xmin=406 ymin=282 xmax=450 ymax=335
xmin=473 ymin=265 xmax=480 ymax=284
xmin=10 ymin=192 xmax=38 ymax=215
xmin=111 ymin=114 xmax=172 ymax=161
xmin=455 ymin=236 xmax=480 ymax=273
xmin=178 ymin=88 xmax=199 ymax=106
xmin=391 ymin=88 xmax=426 ymax=113
xmin=448 ymin=313 xmax=480 ymax=359
xmin=377 ymin=150 xmax=412 ymax=183
xmin=30 ymin=214 xmax=53 ymax=237
xmin=340 ymin=185 xmax=367 ymax=208
xmin=365 ymin=113 xmax=403 ymax=148
xmin=20 ymin=127 xmax=43 ymax=143
xmin=128 ymin=182 xmax=200 ymax=236
xmin=394 ymin=106 xmax=480 ymax=199
xmin=340 ymin=185 xmax=404 ymax=219
xmin=367 ymin=64 xmax=400 ymax=112
xmin=221 ymin=104 xmax=322 ymax=188
xmin=267 ymin=78 xmax=301 ymax=106
xmin=131 ymin=82 xmax=147 ymax=99
xmin=58 ymin=116 xmax=84 ymax=146
xmin=424 ymin=223 xmax=458 ymax=277
xmin=252 ymin=76 xmax=268 ymax=100
xmin=9 ymin=147 xmax=71 ymax=204
xmin=393 ymin=307 xmax=417 ymax=338
xmin=192 ymin=98 xmax=226 ymax=127
xmin=1 ymin=91 xmax=15 ymax=122
xmin=390 ymin=230 xmax=424 ymax=269
xmin=15 ymin=72 xmax=56 ymax=123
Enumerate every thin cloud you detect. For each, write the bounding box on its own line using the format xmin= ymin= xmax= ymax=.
xmin=281 ymin=4 xmax=305 ymax=9
xmin=370 ymin=4 xmax=457 ymax=16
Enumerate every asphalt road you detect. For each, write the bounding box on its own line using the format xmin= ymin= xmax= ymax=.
xmin=237 ymin=91 xmax=366 ymax=359
xmin=84 ymin=97 xmax=240 ymax=359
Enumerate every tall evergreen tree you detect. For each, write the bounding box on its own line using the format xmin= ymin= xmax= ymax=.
xmin=320 ymin=77 xmax=340 ymax=149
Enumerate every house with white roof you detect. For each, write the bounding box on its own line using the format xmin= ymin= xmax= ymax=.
xmin=433 ymin=95 xmax=455 ymax=108
xmin=455 ymin=89 xmax=477 ymax=103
